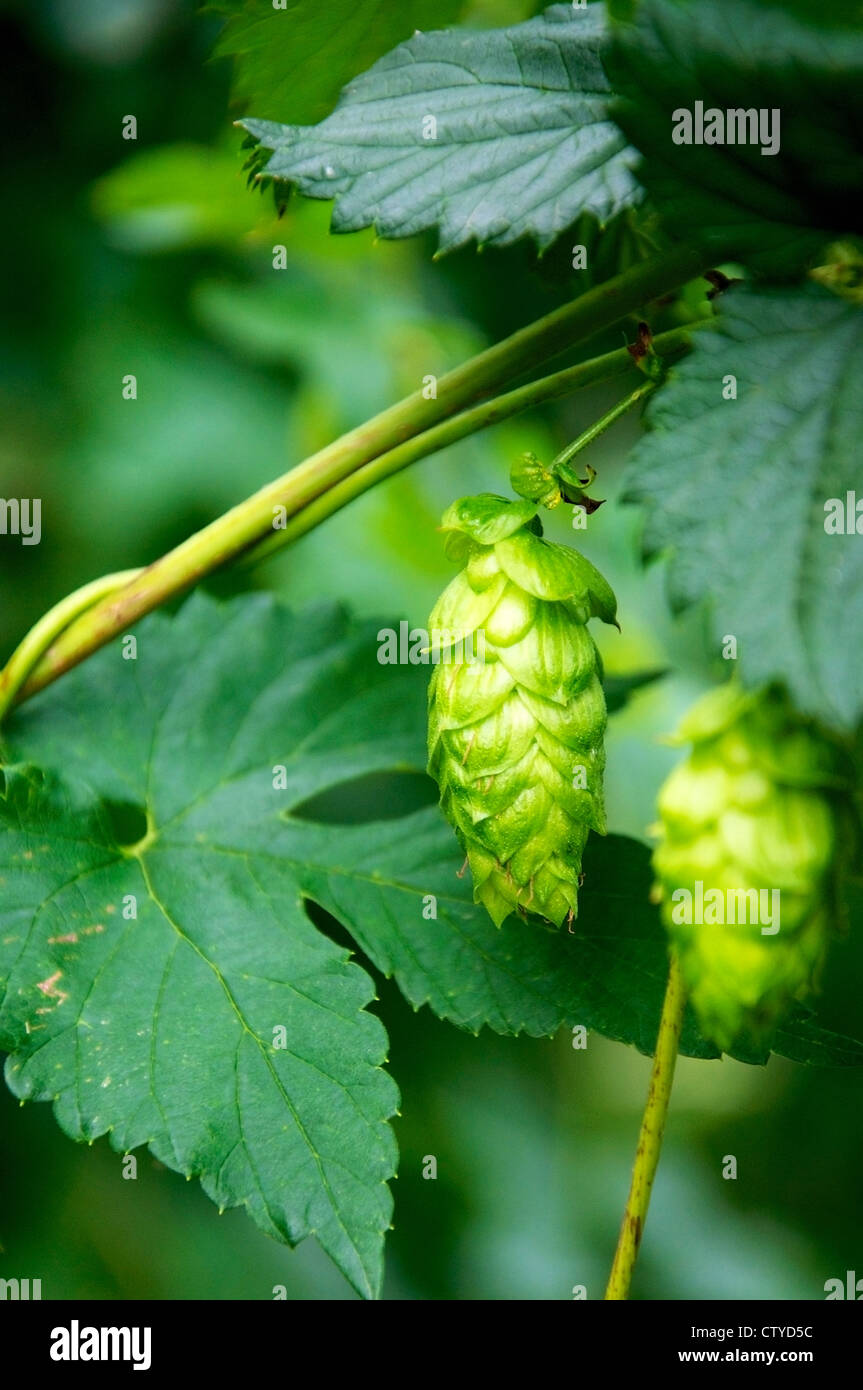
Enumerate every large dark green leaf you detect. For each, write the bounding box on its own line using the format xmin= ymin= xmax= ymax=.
xmin=607 ymin=0 xmax=863 ymax=275
xmin=240 ymin=4 xmax=642 ymax=253
xmin=0 ymin=595 xmax=420 ymax=1298
xmin=623 ymin=282 xmax=863 ymax=731
xmin=303 ymin=808 xmax=863 ymax=1067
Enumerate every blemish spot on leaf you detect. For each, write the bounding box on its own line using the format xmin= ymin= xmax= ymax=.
xmin=35 ymin=970 xmax=69 ymax=1005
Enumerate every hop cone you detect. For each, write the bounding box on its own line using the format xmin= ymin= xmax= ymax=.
xmin=427 ymin=494 xmax=618 ymax=928
xmin=652 ymin=683 xmax=847 ymax=1050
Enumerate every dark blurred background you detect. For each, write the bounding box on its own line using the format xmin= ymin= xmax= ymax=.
xmin=1 ymin=0 xmax=861 ymax=1300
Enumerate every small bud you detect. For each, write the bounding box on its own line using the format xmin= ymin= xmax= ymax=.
xmin=510 ymin=453 xmax=561 ymax=508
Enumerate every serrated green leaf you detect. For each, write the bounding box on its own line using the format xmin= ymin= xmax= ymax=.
xmin=0 ymin=594 xmax=430 ymax=1299
xmin=607 ymin=0 xmax=863 ymax=275
xmin=240 ymin=4 xmax=642 ymax=253
xmin=209 ymin=0 xmax=465 ymax=124
xmin=773 ymin=1012 xmax=863 ymax=1067
xmin=304 ymin=816 xmax=710 ymax=1053
xmin=622 ymin=282 xmax=863 ymax=731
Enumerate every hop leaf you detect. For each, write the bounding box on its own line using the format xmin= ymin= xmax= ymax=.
xmin=427 ymin=494 xmax=617 ymax=928
xmin=652 ymin=683 xmax=848 ymax=1051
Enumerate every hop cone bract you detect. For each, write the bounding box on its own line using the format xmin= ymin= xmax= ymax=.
xmin=652 ymin=683 xmax=846 ymax=1050
xmin=427 ymin=494 xmax=618 ymax=928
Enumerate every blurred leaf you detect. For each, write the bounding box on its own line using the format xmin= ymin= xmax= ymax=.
xmin=607 ymin=0 xmax=863 ymax=275
xmin=240 ymin=4 xmax=642 ymax=254
xmin=91 ymin=141 xmax=277 ymax=252
xmin=604 ymin=667 xmax=666 ymax=714
xmin=623 ymin=282 xmax=863 ymax=731
xmin=37 ymin=0 xmax=175 ymax=65
xmin=0 ymin=594 xmax=434 ymax=1298
xmin=192 ymin=269 xmax=479 ymax=432
xmin=194 ymin=275 xmax=394 ymax=422
xmin=58 ymin=323 xmax=293 ymax=565
xmin=209 ymin=0 xmax=465 ymax=123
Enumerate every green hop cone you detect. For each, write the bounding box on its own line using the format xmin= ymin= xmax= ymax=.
xmin=651 ymin=683 xmax=848 ymax=1051
xmin=427 ymin=493 xmax=618 ymax=928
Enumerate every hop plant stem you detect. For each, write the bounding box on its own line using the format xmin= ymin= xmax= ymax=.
xmin=0 ymin=569 xmax=141 ymax=725
xmin=11 ymin=325 xmax=702 ymax=709
xmin=605 ymin=954 xmax=687 ymax=1301
xmin=5 ymin=246 xmax=707 ymax=708
xmin=243 ymin=329 xmax=695 ymax=568
xmin=552 ymin=379 xmax=656 ymax=478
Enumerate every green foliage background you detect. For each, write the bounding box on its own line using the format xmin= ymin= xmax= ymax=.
xmin=1 ymin=0 xmax=860 ymax=1299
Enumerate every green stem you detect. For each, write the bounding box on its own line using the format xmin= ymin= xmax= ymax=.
xmin=242 ymin=324 xmax=700 ymax=567
xmin=604 ymin=953 xmax=687 ymax=1301
xmin=0 ymin=570 xmax=142 ymax=725
xmin=552 ymin=380 xmax=656 ymax=481
xmin=11 ymin=246 xmax=706 ymax=705
xmin=19 ymin=323 xmax=701 ymax=702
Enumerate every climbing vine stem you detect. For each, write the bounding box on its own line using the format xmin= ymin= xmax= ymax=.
xmin=0 ymin=570 xmax=142 ymax=726
xmin=241 ymin=325 xmax=702 ymax=569
xmin=605 ymin=953 xmax=688 ymax=1300
xmin=1 ymin=246 xmax=709 ymax=712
